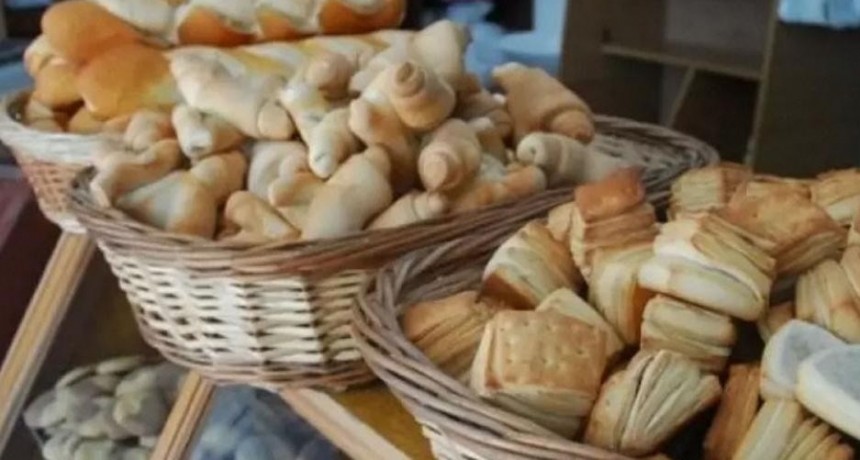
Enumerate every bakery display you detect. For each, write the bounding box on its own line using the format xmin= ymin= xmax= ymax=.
xmin=384 ymin=163 xmax=860 ymax=458
xmin=41 ymin=18 xmax=639 ymax=243
xmin=23 ymin=356 xmax=185 ymax=460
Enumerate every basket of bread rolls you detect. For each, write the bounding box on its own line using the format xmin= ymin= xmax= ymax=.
xmin=63 ymin=10 xmax=718 ymax=389
xmin=354 ymin=164 xmax=860 ymax=459
xmin=0 ymin=0 xmax=409 ymax=233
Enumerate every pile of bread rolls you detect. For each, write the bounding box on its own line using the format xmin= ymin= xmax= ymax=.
xmin=402 ymin=164 xmax=860 ymax=458
xmin=23 ymin=356 xmax=185 ymax=460
xmin=59 ymin=18 xmax=628 ymax=242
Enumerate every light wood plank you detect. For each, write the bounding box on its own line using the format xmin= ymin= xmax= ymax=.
xmin=0 ymin=233 xmax=94 ymax=450
xmin=281 ymin=387 xmax=429 ymax=460
xmin=150 ymin=372 xmax=215 ymax=460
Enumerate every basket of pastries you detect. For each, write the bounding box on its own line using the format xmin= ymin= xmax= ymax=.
xmin=0 ymin=0 xmax=410 ymax=233
xmin=354 ymin=164 xmax=860 ymax=459
xmin=66 ymin=13 xmax=718 ymax=389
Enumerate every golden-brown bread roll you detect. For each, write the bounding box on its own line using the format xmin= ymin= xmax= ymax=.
xmin=402 ymin=291 xmax=498 ymax=380
xmin=67 ymin=106 xmax=106 ymax=135
xmin=116 ymin=171 xmax=218 ymax=238
xmin=468 ymin=117 xmax=508 ymax=162
xmin=41 ymin=0 xmax=142 ymax=64
xmin=171 ymin=104 xmax=246 ymax=160
xmin=292 ymin=51 xmax=356 ymax=101
xmin=589 ymin=242 xmax=655 ymax=344
xmin=31 ymin=59 xmax=81 ymax=109
xmin=302 ymin=147 xmax=393 ymax=240
xmin=418 ymin=119 xmax=482 ymax=192
xmin=669 ymin=162 xmax=752 ymax=219
xmin=574 ymin=167 xmax=646 ymax=223
xmin=247 ymin=141 xmax=307 ymax=200
xmin=482 ymin=221 xmax=582 ymax=310
xmin=22 ymin=98 xmax=65 ymax=133
xmin=455 ymin=89 xmax=512 ymax=141
xmin=307 ymin=108 xmax=362 ymax=179
xmin=220 ymin=191 xmax=298 ymax=244
xmin=719 ymin=192 xmax=846 ymax=278
xmin=536 ymin=288 xmax=624 ymax=362
xmin=367 ymin=191 xmax=448 ymax=230
xmin=730 ymin=174 xmax=812 ymax=202
xmin=584 ymin=350 xmax=721 ymax=457
xmin=268 ymin=171 xmax=323 ymax=231
xmin=470 ymin=310 xmax=609 ymax=437
xmin=188 ymin=151 xmax=247 ymax=206
xmin=492 ymin=62 xmax=594 ymax=144
xmin=90 ymin=139 xmax=182 ymax=207
xmin=123 ymin=110 xmax=174 ymax=151
xmin=640 ymin=295 xmax=737 ymax=372
xmin=450 ymin=160 xmax=547 ymax=213
xmin=516 ymin=132 xmax=628 ymax=187
xmin=811 ymin=168 xmax=860 ymax=226
xmin=702 ymin=364 xmax=761 ymax=460
xmin=171 ymin=54 xmax=293 ymax=140
xmin=77 ymin=44 xmax=180 ymax=119
xmin=387 ymin=62 xmax=456 ymax=132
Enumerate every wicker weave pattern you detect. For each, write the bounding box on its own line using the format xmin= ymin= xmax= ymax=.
xmin=0 ymin=91 xmax=119 ymax=233
xmin=70 ymin=117 xmax=718 ymax=389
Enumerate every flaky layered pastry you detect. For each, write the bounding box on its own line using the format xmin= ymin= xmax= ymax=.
xmin=402 ymin=291 xmax=499 ymax=380
xmin=718 ymin=192 xmax=846 ymax=278
xmin=730 ymin=174 xmax=812 ymax=203
xmin=795 ymin=258 xmax=860 ymax=343
xmin=583 ymin=350 xmax=721 ymax=457
xmin=850 ymin=208 xmax=860 ymax=246
xmin=703 ymin=364 xmax=761 ymax=460
xmin=811 ymin=168 xmax=860 ymax=226
xmin=482 ymin=221 xmax=582 ymax=310
xmin=640 ymin=295 xmax=737 ymax=372
xmin=760 ymin=320 xmax=844 ymax=400
xmin=569 ymin=168 xmax=658 ymax=279
xmin=734 ymin=399 xmax=854 ymax=460
xmin=638 ymin=214 xmax=775 ymax=321
xmin=536 ymin=288 xmax=624 ymax=362
xmin=668 ymin=162 xmax=752 ymax=219
xmin=470 ymin=310 xmax=608 ymax=437
xmin=589 ymin=242 xmax=656 ymax=344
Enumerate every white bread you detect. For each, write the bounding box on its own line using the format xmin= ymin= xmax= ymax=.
xmin=90 ymin=139 xmax=182 ymax=207
xmin=367 ymin=191 xmax=448 ymax=230
xmin=546 ymin=202 xmax=574 ymax=243
xmin=171 ymin=104 xmax=246 ymax=159
xmin=247 ymin=141 xmax=307 ymax=200
xmin=307 ymin=108 xmax=362 ymax=179
xmin=515 ymin=133 xmax=627 ymax=187
xmin=760 ymin=320 xmax=844 ymax=400
xmin=220 ymin=191 xmax=298 ymax=244
xmin=796 ymin=345 xmax=860 ymax=441
xmin=123 ymin=110 xmax=174 ymax=151
xmin=589 ymin=242 xmax=655 ymax=344
xmin=418 ymin=119 xmax=482 ymax=193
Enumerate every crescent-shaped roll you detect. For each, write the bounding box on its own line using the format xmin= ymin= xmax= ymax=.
xmin=418 ymin=119 xmax=482 ymax=193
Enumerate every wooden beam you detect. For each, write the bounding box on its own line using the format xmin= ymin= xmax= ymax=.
xmin=151 ymin=372 xmax=215 ymax=460
xmin=0 ymin=234 xmax=94 ymax=450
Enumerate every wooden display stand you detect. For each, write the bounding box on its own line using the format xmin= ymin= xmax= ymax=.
xmin=561 ymin=0 xmax=860 ymax=176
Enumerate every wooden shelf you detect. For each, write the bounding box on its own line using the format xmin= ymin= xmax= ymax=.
xmin=601 ymin=42 xmax=763 ymax=82
xmin=151 ymin=372 xmax=215 ymax=460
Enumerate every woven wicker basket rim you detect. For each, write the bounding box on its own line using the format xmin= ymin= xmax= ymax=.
xmin=0 ymin=90 xmax=120 ymax=165
xmin=351 ymin=215 xmax=670 ymax=459
xmin=69 ymin=116 xmax=718 ymax=278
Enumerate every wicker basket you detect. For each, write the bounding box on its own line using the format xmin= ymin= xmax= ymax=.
xmin=0 ymin=91 xmax=120 ymax=233
xmin=68 ymin=117 xmax=718 ymax=390
xmin=353 ymin=225 xmax=664 ymax=459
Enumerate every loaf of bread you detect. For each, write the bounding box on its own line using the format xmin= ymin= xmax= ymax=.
xmin=471 ymin=310 xmax=608 ymax=437
xmin=40 ymin=0 xmax=406 ymax=53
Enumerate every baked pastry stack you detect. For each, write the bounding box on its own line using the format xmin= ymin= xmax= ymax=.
xmin=759 ymin=320 xmax=844 ymax=400
xmin=733 ymin=399 xmax=854 ymax=460
xmin=811 ymin=168 xmax=860 ymax=226
xmin=730 ymin=174 xmax=812 ymax=202
xmin=639 ymin=213 xmax=776 ymax=322
xmin=470 ymin=310 xmax=609 ymax=437
xmin=702 ymin=364 xmax=761 ymax=460
xmin=536 ymin=288 xmax=625 ymax=362
xmin=719 ymin=192 xmax=846 ymax=279
xmin=583 ymin=349 xmax=722 ymax=456
xmin=482 ymin=221 xmax=582 ymax=310
xmin=401 ymin=291 xmax=498 ymax=381
xmin=668 ymin=162 xmax=752 ymax=219
xmin=568 ymin=167 xmax=659 ymax=280
xmin=639 ymin=295 xmax=737 ymax=372
xmin=795 ymin=246 xmax=860 ymax=343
